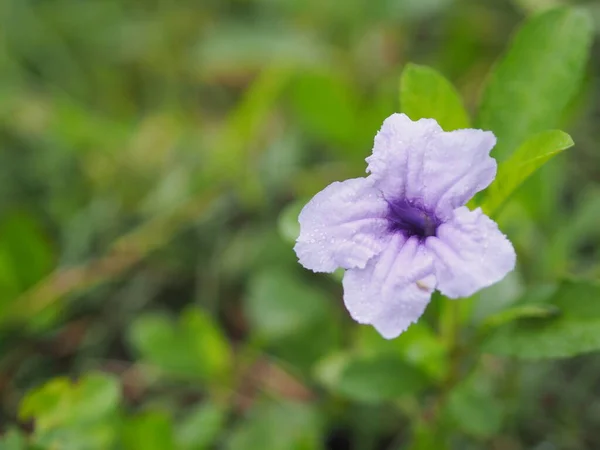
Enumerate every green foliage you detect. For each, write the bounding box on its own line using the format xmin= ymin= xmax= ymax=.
xmin=0 ymin=213 xmax=53 ymax=310
xmin=316 ymin=326 xmax=435 ymax=403
xmin=333 ymin=355 xmax=428 ymax=403
xmin=122 ymin=411 xmax=176 ymax=450
xmin=245 ymin=268 xmax=341 ymax=370
xmin=484 ymin=280 xmax=600 ymax=358
xmin=15 ymin=372 xmax=227 ymax=450
xmin=0 ymin=429 xmax=27 ymax=450
xmin=128 ymin=308 xmax=232 ymax=383
xmin=1 ymin=1 xmax=599 ymax=448
xmin=246 ymin=269 xmax=330 ymax=341
xmin=175 ymin=403 xmax=228 ymax=450
xmin=445 ymin=371 xmax=504 ymax=438
xmin=19 ymin=373 xmax=121 ymax=449
xmin=289 ymin=71 xmax=360 ymax=147
xmin=277 ymin=200 xmax=305 ymax=244
xmin=226 ymin=400 xmax=321 ymax=450
xmin=476 ymin=7 xmax=592 ymax=161
xmin=400 ymin=63 xmax=470 ymax=131
xmin=482 ymin=130 xmax=574 ymax=216
xmin=354 ymin=323 xmax=449 ymax=381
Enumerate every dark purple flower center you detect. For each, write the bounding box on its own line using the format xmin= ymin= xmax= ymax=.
xmin=386 ymin=198 xmax=439 ymax=239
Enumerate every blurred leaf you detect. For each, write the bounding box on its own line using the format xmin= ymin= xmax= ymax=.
xmin=20 ymin=373 xmax=120 ymax=428
xmin=181 ymin=308 xmax=233 ymax=382
xmin=20 ymin=373 xmax=120 ymax=449
xmin=446 ymin=373 xmax=504 ymax=438
xmin=0 ymin=428 xmax=27 ymax=450
xmin=122 ymin=411 xmax=175 ymax=450
xmin=481 ymin=303 xmax=560 ymax=330
xmin=484 ymin=280 xmax=600 ymax=358
xmin=259 ymin=131 xmax=304 ymax=193
xmin=271 ymin=313 xmax=341 ymax=372
xmin=288 ymin=71 xmax=360 ymax=148
xmin=476 ymin=7 xmax=592 ymax=161
xmin=0 ymin=212 xmax=53 ymax=304
xmin=196 ymin=26 xmax=330 ymax=78
xmin=547 ymin=188 xmax=600 ymax=273
xmin=481 ymin=130 xmax=573 ymax=217
xmin=409 ymin=421 xmax=449 ymax=450
xmin=380 ymin=0 xmax=453 ymax=21
xmin=208 ymin=65 xmax=293 ymax=205
xmin=355 ymin=323 xmax=449 ymax=381
xmin=128 ymin=307 xmax=232 ymax=382
xmin=226 ymin=400 xmax=321 ymax=450
xmin=317 ymin=353 xmax=428 ymax=403
xmin=129 ymin=314 xmax=196 ymax=376
xmin=176 ymin=402 xmax=228 ymax=450
xmin=338 ymin=355 xmax=428 ymax=403
xmin=220 ymin=226 xmax=297 ymax=279
xmin=246 ymin=269 xmax=330 ymax=341
xmin=486 ymin=319 xmax=600 ymax=359
xmin=313 ymin=353 xmax=350 ymax=389
xmin=277 ymin=200 xmax=305 ymax=244
xmin=471 ymin=272 xmax=525 ymax=324
xmin=400 ymin=63 xmax=470 ymax=131
xmin=247 ymin=268 xmax=340 ymax=370
xmin=550 ymin=279 xmax=600 ymax=318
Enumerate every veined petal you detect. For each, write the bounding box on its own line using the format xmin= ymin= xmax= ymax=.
xmin=342 ymin=235 xmax=436 ymax=339
xmin=426 ymin=207 xmax=516 ymax=298
xmin=366 ymin=114 xmax=496 ymax=220
xmin=366 ymin=113 xmax=441 ymax=200
xmin=372 ymin=273 xmax=436 ymax=339
xmin=294 ymin=177 xmax=389 ymax=273
xmin=421 ymin=129 xmax=496 ymax=218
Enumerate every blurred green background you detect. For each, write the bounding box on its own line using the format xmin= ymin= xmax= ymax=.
xmin=1 ymin=0 xmax=600 ymax=449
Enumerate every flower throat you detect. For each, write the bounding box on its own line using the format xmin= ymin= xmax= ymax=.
xmin=386 ymin=198 xmax=439 ymax=239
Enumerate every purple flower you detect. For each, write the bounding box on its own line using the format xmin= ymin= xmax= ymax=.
xmin=294 ymin=114 xmax=516 ymax=339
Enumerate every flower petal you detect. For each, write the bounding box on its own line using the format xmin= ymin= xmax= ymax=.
xmin=294 ymin=177 xmax=390 ymax=273
xmin=420 ymin=129 xmax=497 ymax=218
xmin=342 ymin=235 xmax=435 ymax=339
xmin=426 ymin=206 xmax=516 ymax=298
xmin=372 ymin=273 xmax=436 ymax=339
xmin=366 ymin=113 xmax=497 ymax=220
xmin=366 ymin=113 xmax=441 ymax=199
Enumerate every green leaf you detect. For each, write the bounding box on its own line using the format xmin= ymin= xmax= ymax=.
xmin=547 ymin=188 xmax=600 ymax=273
xmin=480 ymin=303 xmax=560 ymax=330
xmin=246 ymin=269 xmax=341 ymax=370
xmin=410 ymin=421 xmax=449 ymax=450
xmin=288 ymin=71 xmax=360 ymax=148
xmin=20 ymin=373 xmax=120 ymax=429
xmin=181 ymin=308 xmax=233 ymax=382
xmin=128 ymin=308 xmax=232 ymax=382
xmin=246 ymin=269 xmax=330 ymax=341
xmin=476 ymin=7 xmax=592 ymax=161
xmin=176 ymin=402 xmax=228 ymax=450
xmin=481 ymin=130 xmax=573 ymax=216
xmin=226 ymin=400 xmax=321 ymax=450
xmin=483 ymin=280 xmax=600 ymax=358
xmin=400 ymin=63 xmax=470 ymax=130
xmin=445 ymin=373 xmax=504 ymax=438
xmin=354 ymin=323 xmax=449 ymax=381
xmin=0 ymin=428 xmax=27 ymax=450
xmin=19 ymin=373 xmax=121 ymax=450
xmin=317 ymin=353 xmax=428 ymax=403
xmin=195 ymin=26 xmax=330 ymax=77
xmin=128 ymin=313 xmax=199 ymax=377
xmin=0 ymin=212 xmax=53 ymax=305
xmin=484 ymin=318 xmax=600 ymax=360
xmin=122 ymin=411 xmax=175 ymax=450
xmin=277 ymin=200 xmax=305 ymax=244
